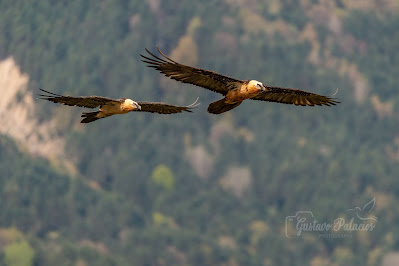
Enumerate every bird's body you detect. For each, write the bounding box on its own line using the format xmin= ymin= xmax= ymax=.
xmin=99 ymin=99 xmax=137 ymax=116
xmin=225 ymin=80 xmax=264 ymax=104
xmin=39 ymin=89 xmax=198 ymax=123
xmin=141 ymin=47 xmax=340 ymax=114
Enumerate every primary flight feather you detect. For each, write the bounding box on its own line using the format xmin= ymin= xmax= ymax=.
xmin=141 ymin=47 xmax=339 ymax=114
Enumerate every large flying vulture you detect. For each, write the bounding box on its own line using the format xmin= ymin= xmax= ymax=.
xmin=39 ymin=89 xmax=198 ymax=123
xmin=141 ymin=47 xmax=339 ymax=114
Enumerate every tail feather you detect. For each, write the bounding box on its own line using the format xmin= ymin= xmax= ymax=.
xmin=207 ymin=98 xmax=241 ymax=114
xmin=81 ymin=111 xmax=101 ymax=123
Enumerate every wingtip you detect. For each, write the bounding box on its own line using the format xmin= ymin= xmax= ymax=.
xmin=332 ymin=88 xmax=339 ymax=96
xmin=154 ymin=46 xmax=178 ymax=64
xmin=142 ymin=47 xmax=170 ymax=64
xmin=37 ymin=88 xmax=44 ymax=100
xmin=328 ymin=98 xmax=341 ymax=105
xmin=327 ymin=88 xmax=341 ymax=105
xmin=187 ymin=97 xmax=201 ymax=109
xmin=179 ymin=97 xmax=201 ymax=113
xmin=38 ymin=88 xmax=63 ymax=97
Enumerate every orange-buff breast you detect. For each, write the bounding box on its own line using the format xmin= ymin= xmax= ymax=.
xmin=100 ymin=102 xmax=130 ymax=116
xmin=225 ymin=84 xmax=261 ymax=103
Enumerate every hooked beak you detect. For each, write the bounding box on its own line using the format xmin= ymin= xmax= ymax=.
xmin=261 ymin=84 xmax=267 ymax=91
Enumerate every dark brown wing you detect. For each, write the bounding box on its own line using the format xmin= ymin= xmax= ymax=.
xmin=136 ymin=98 xmax=199 ymax=114
xmin=140 ymin=47 xmax=243 ymax=95
xmin=251 ymin=86 xmax=340 ymax=106
xmin=38 ymin=89 xmax=121 ymax=108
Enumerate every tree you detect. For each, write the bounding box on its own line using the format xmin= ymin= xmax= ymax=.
xmin=4 ymin=240 xmax=35 ymax=266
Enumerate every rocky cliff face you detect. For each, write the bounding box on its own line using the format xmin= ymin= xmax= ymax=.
xmin=0 ymin=57 xmax=76 ymax=174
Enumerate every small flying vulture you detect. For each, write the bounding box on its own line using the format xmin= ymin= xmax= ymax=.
xmin=39 ymin=89 xmax=198 ymax=123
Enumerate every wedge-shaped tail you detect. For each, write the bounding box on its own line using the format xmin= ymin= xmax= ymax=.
xmin=81 ymin=111 xmax=101 ymax=123
xmin=207 ymin=99 xmax=242 ymax=114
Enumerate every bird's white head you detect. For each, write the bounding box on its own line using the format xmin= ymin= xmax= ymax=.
xmin=125 ymin=99 xmax=141 ymax=111
xmin=249 ymin=80 xmax=266 ymax=91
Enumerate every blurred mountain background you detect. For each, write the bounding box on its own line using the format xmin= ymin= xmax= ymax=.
xmin=0 ymin=0 xmax=398 ymax=265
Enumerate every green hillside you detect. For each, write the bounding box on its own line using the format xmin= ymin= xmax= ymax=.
xmin=0 ymin=0 xmax=398 ymax=265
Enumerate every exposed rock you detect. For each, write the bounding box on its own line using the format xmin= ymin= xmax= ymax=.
xmin=219 ymin=166 xmax=252 ymax=198
xmin=0 ymin=57 xmax=76 ymax=175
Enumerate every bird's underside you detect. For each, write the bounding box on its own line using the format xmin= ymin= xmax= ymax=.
xmin=39 ymin=89 xmax=199 ymax=123
xmin=141 ymin=47 xmax=340 ymax=114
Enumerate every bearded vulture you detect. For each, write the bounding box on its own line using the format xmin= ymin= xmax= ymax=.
xmin=39 ymin=89 xmax=199 ymax=123
xmin=141 ymin=47 xmax=339 ymax=114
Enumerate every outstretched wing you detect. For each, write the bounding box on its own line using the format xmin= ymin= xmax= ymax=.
xmin=140 ymin=47 xmax=243 ymax=95
xmin=251 ymin=86 xmax=340 ymax=106
xmin=38 ymin=89 xmax=120 ymax=108
xmin=136 ymin=98 xmax=199 ymax=114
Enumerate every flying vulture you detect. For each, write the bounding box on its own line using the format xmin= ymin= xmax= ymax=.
xmin=141 ymin=47 xmax=340 ymax=114
xmin=39 ymin=89 xmax=199 ymax=123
